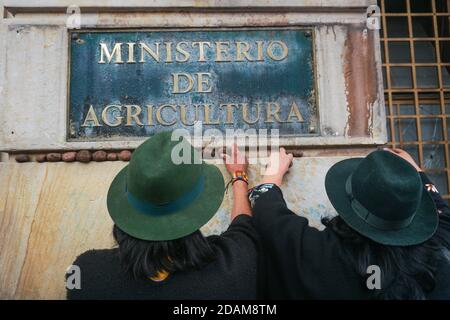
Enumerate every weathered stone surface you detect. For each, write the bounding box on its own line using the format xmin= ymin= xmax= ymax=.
xmin=0 ymin=1 xmax=375 ymax=9
xmin=76 ymin=150 xmax=91 ymax=162
xmin=106 ymin=152 xmax=118 ymax=161
xmin=0 ymin=156 xmax=364 ymax=299
xmin=15 ymin=154 xmax=30 ymax=163
xmin=289 ymin=149 xmax=304 ymax=157
xmin=46 ymin=153 xmax=61 ymax=162
xmin=118 ymin=150 xmax=132 ymax=161
xmin=0 ymin=11 xmax=386 ymax=151
xmin=62 ymin=152 xmax=77 ymax=162
xmin=35 ymin=154 xmax=47 ymax=163
xmin=92 ymin=150 xmax=107 ymax=162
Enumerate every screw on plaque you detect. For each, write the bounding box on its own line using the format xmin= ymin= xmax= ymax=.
xmin=309 ymin=126 xmax=316 ymax=133
xmin=304 ymin=31 xmax=312 ymax=38
xmin=71 ymin=33 xmax=84 ymax=44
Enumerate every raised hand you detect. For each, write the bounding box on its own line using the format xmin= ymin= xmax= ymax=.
xmin=262 ymin=147 xmax=294 ymax=186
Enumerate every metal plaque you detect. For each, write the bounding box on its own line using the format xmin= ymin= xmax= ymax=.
xmin=68 ymin=28 xmax=317 ymax=141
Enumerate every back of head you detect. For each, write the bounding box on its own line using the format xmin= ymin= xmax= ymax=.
xmin=323 ymin=216 xmax=449 ymax=299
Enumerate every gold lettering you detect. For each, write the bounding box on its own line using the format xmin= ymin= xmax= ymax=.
xmin=165 ymin=42 xmax=173 ymax=63
xmin=82 ymin=105 xmax=102 ymax=127
xmin=146 ymin=105 xmax=154 ymax=126
xmin=172 ymin=73 xmax=194 ymax=94
xmin=102 ymin=105 xmax=123 ymax=127
xmin=139 ymin=42 xmax=160 ymax=63
xmin=125 ymin=105 xmax=143 ymax=126
xmin=156 ymin=104 xmax=177 ymax=126
xmin=265 ymin=102 xmax=283 ymax=123
xmin=286 ymin=101 xmax=305 ymax=123
xmin=242 ymin=103 xmax=260 ymax=124
xmin=215 ymin=41 xmax=231 ymax=62
xmin=175 ymin=41 xmax=190 ymax=62
xmin=179 ymin=105 xmax=199 ymax=126
xmin=267 ymin=41 xmax=289 ymax=61
xmin=236 ymin=41 xmax=253 ymax=61
xmin=192 ymin=41 xmax=211 ymax=62
xmin=203 ymin=104 xmax=220 ymax=125
xmin=196 ymin=72 xmax=212 ymax=93
xmin=220 ymin=103 xmax=240 ymax=124
xmin=99 ymin=43 xmax=123 ymax=64
xmin=255 ymin=41 xmax=264 ymax=61
xmin=127 ymin=43 xmax=136 ymax=63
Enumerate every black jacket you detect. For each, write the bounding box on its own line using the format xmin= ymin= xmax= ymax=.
xmin=67 ymin=215 xmax=258 ymax=300
xmin=252 ymin=173 xmax=450 ymax=299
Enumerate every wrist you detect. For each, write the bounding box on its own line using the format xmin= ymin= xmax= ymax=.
xmin=226 ymin=170 xmax=249 ymax=191
xmin=262 ymin=174 xmax=283 ymax=187
xmin=232 ymin=179 xmax=248 ymax=188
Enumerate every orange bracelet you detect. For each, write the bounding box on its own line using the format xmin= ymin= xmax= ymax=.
xmin=232 ymin=171 xmax=249 ymax=184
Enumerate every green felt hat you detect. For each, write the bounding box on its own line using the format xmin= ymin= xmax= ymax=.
xmin=325 ymin=150 xmax=438 ymax=246
xmin=107 ymin=131 xmax=225 ymax=241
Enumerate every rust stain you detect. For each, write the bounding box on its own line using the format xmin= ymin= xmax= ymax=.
xmin=343 ymin=25 xmax=378 ymax=138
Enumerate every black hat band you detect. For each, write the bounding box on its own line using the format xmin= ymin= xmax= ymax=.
xmin=345 ymin=175 xmax=416 ymax=231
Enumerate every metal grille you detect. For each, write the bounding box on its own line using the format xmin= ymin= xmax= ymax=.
xmin=380 ymin=0 xmax=450 ymax=199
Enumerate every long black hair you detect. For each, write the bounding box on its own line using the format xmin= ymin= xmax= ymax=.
xmin=322 ymin=216 xmax=450 ymax=299
xmin=112 ymin=225 xmax=216 ymax=280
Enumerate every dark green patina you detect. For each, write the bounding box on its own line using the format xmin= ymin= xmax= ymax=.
xmin=68 ymin=28 xmax=317 ymax=141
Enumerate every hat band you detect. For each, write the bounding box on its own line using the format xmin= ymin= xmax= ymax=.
xmin=126 ymin=174 xmax=205 ymax=216
xmin=345 ymin=175 xmax=415 ymax=230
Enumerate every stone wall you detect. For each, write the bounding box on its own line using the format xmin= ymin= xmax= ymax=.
xmin=0 ymin=157 xmax=352 ymax=299
xmin=0 ymin=0 xmax=384 ymax=299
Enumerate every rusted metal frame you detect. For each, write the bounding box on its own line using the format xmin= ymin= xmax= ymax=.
xmin=431 ymin=0 xmax=450 ymax=194
xmin=395 ymin=101 xmax=405 ymax=146
xmin=376 ymin=139 xmax=449 ymax=144
xmin=383 ymin=63 xmax=450 ymax=66
xmin=406 ymin=0 xmax=425 ymax=169
xmin=381 ymin=37 xmax=450 ymax=40
xmin=386 ymin=88 xmax=450 ymax=92
xmin=387 ymin=114 xmax=450 ymax=119
xmin=383 ymin=13 xmax=450 ymax=16
xmin=381 ymin=0 xmax=397 ymax=148
xmin=390 ymin=98 xmax=450 ymax=104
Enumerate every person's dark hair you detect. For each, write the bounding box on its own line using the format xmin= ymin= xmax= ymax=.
xmin=112 ymin=225 xmax=216 ymax=280
xmin=322 ymin=216 xmax=450 ymax=300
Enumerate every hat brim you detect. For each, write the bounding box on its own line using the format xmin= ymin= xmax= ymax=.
xmin=107 ymin=163 xmax=225 ymax=241
xmin=325 ymin=158 xmax=438 ymax=246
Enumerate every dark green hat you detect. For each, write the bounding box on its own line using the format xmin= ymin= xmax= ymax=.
xmin=107 ymin=131 xmax=225 ymax=241
xmin=325 ymin=150 xmax=438 ymax=246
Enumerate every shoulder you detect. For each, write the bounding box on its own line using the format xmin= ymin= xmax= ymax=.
xmin=219 ymin=214 xmax=259 ymax=245
xmin=201 ymin=216 xmax=258 ymax=298
xmin=208 ymin=215 xmax=259 ymax=263
xmin=72 ymin=248 xmax=119 ymax=270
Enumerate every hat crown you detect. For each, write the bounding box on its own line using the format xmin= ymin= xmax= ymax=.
xmin=126 ymin=131 xmax=202 ymax=205
xmin=350 ymin=151 xmax=423 ymax=223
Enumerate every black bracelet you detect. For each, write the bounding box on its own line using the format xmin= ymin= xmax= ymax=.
xmin=225 ymin=177 xmax=249 ymax=193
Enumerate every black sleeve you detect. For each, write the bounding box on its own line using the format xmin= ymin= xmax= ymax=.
xmin=420 ymin=172 xmax=450 ymax=248
xmin=252 ymin=185 xmax=321 ymax=241
xmin=251 ymin=185 xmax=338 ymax=298
xmin=214 ymin=214 xmax=259 ymax=299
xmin=220 ymin=214 xmax=259 ymax=249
